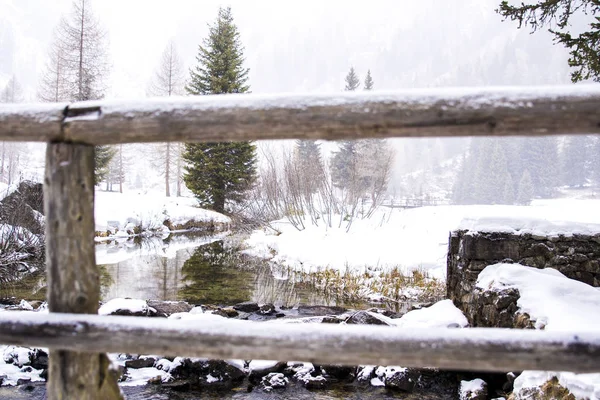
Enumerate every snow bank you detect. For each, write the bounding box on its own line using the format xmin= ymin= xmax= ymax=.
xmin=476 ymin=263 xmax=600 ymax=331
xmin=245 ymin=199 xmax=600 ymax=278
xmin=394 ymin=299 xmax=468 ymax=329
xmin=476 ymin=263 xmax=600 ymax=399
xmin=95 ymin=190 xmax=230 ymax=234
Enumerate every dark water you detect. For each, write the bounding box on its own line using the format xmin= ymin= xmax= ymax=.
xmin=0 ymin=380 xmax=456 ymax=400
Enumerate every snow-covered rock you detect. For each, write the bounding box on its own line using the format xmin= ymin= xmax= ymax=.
xmin=99 ymin=298 xmax=155 ymax=316
xmin=459 ymin=378 xmax=487 ymax=400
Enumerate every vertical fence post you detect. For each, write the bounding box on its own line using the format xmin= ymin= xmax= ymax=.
xmin=44 ymin=142 xmax=122 ymax=400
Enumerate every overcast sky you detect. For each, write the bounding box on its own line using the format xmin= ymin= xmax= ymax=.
xmin=0 ymin=0 xmax=579 ymax=100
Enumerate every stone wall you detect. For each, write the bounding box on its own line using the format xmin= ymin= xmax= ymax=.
xmin=447 ymin=230 xmax=600 ymax=327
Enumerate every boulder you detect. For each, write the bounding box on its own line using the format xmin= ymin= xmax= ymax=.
xmin=30 ymin=349 xmax=48 ymax=370
xmin=248 ymin=360 xmax=286 ymax=383
xmin=260 ymin=373 xmax=288 ymax=392
xmin=321 ymin=365 xmax=356 ymax=381
xmin=147 ymin=301 xmax=192 ymax=317
xmin=125 ymin=357 xmax=156 ymax=369
xmin=459 ymin=378 xmax=488 ymax=400
xmin=233 ymin=301 xmax=260 ymax=313
xmin=0 ymin=181 xmax=44 ymax=235
xmin=345 ymin=311 xmax=392 ymax=326
xmin=259 ymin=303 xmax=276 ymax=315
xmin=297 ymin=305 xmax=347 ymax=316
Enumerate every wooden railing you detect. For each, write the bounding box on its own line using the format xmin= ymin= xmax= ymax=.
xmin=1 ymin=85 xmax=600 ymax=399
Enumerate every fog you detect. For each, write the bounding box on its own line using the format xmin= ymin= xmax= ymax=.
xmin=1 ymin=0 xmax=577 ymax=98
xmin=0 ymin=0 xmax=595 ymax=200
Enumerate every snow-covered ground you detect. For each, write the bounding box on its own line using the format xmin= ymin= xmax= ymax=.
xmin=245 ymin=199 xmax=600 ymax=279
xmin=95 ymin=190 xmax=230 ymax=235
xmin=478 ymin=263 xmax=600 ymax=399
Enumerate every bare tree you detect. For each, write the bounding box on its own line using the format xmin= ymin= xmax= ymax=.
xmin=37 ymin=0 xmax=113 ymax=183
xmin=0 ymin=76 xmax=27 ymax=185
xmin=37 ymin=41 xmax=69 ymax=102
xmin=147 ymin=41 xmax=185 ymax=197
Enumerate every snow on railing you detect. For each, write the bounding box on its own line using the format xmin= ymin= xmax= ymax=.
xmin=0 ymin=85 xmax=599 ymax=143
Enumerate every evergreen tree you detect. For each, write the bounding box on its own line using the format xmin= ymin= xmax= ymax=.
xmin=294 ymin=140 xmax=324 ymax=194
xmin=344 ymin=67 xmax=360 ymax=91
xmin=497 ymin=1 xmax=600 ymax=82
xmin=183 ymin=7 xmax=256 ymax=213
xmin=561 ymin=135 xmax=592 ymax=187
xmin=519 ymin=137 xmax=559 ymax=198
xmin=517 ymin=170 xmax=534 ymax=205
xmin=502 ymin=171 xmax=515 ymax=204
xmin=95 ymin=145 xmax=115 ymax=184
xmin=364 ymin=70 xmax=374 ymax=90
xmin=330 ymin=141 xmax=357 ymax=189
xmin=186 ymin=7 xmax=249 ymax=95
xmin=593 ymin=138 xmax=600 ymax=187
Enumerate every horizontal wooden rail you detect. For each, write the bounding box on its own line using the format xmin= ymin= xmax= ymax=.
xmin=0 ymin=312 xmax=598 ymax=373
xmin=0 ymin=85 xmax=600 ymax=144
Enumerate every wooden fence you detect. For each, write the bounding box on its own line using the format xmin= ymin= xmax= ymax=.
xmin=1 ymin=85 xmax=600 ymax=399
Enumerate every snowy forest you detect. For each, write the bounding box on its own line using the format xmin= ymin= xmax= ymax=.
xmin=1 ymin=0 xmax=598 ymax=208
xmin=1 ymin=0 xmax=600 ymax=399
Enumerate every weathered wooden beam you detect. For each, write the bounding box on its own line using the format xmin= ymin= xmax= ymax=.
xmin=61 ymin=85 xmax=600 ymax=144
xmin=1 ymin=85 xmax=600 ymax=144
xmin=0 ymin=103 xmax=66 ymax=142
xmin=0 ymin=312 xmax=598 ymax=373
xmin=44 ymin=143 xmax=122 ymax=400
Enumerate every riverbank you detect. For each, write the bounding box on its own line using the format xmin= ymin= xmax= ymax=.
xmin=95 ymin=191 xmax=231 ymax=238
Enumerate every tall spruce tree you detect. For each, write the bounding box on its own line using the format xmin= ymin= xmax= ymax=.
xmin=344 ymin=67 xmax=360 ymax=91
xmin=183 ymin=7 xmax=256 ymax=213
xmin=364 ymin=70 xmax=374 ymax=90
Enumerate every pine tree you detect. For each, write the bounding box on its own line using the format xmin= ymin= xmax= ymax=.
xmin=497 ymin=1 xmax=600 ymax=82
xmin=95 ymin=145 xmax=115 ymax=184
xmin=344 ymin=67 xmax=360 ymax=91
xmin=183 ymin=7 xmax=256 ymax=213
xmin=330 ymin=141 xmax=357 ymax=190
xmin=364 ymin=69 xmax=374 ymax=90
xmin=561 ymin=135 xmax=591 ymax=187
xmin=517 ymin=170 xmax=534 ymax=205
xmin=294 ymin=140 xmax=324 ymax=194
xmin=38 ymin=0 xmax=114 ymax=183
xmin=519 ymin=137 xmax=559 ymax=198
xmin=1 ymin=76 xmax=24 ymax=103
xmin=593 ymin=138 xmax=600 ymax=187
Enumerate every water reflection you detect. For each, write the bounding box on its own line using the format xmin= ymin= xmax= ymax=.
xmin=98 ymin=233 xmax=369 ymax=308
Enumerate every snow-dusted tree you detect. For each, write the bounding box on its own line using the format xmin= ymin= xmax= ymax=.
xmin=0 ymin=75 xmax=24 ymax=103
xmin=0 ymin=76 xmax=27 ymax=185
xmin=561 ymin=135 xmax=592 ymax=187
xmin=106 ymin=144 xmax=126 ymax=192
xmin=364 ymin=69 xmax=374 ymax=90
xmin=148 ymin=41 xmax=185 ymax=197
xmin=37 ymin=41 xmax=69 ymax=102
xmin=344 ymin=67 xmax=360 ymax=91
xmin=517 ymin=170 xmax=534 ymax=205
xmin=38 ymin=0 xmax=113 ymax=183
xmin=355 ymin=139 xmax=394 ymax=214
